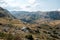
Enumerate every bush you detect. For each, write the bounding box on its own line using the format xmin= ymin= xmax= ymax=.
xmin=25 ymin=34 xmax=34 ymax=40
xmin=6 ymin=34 xmax=14 ymax=40
xmin=14 ymin=34 xmax=22 ymax=40
xmin=50 ymin=34 xmax=59 ymax=39
xmin=0 ymin=32 xmax=6 ymax=38
xmin=7 ymin=23 xmax=13 ymax=28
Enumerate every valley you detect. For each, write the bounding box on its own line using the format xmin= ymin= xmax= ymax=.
xmin=0 ymin=7 xmax=60 ymax=40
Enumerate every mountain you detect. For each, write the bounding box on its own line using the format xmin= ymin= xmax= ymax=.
xmin=0 ymin=7 xmax=27 ymax=40
xmin=11 ymin=11 xmax=60 ymax=23
xmin=0 ymin=7 xmax=16 ymax=19
xmin=47 ymin=11 xmax=60 ymax=20
xmin=0 ymin=7 xmax=60 ymax=40
xmin=11 ymin=11 xmax=60 ymax=40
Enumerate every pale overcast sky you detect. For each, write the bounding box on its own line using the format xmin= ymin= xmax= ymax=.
xmin=0 ymin=0 xmax=60 ymax=11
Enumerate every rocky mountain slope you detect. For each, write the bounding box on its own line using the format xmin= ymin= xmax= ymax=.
xmin=0 ymin=7 xmax=60 ymax=40
xmin=0 ymin=7 xmax=16 ymax=19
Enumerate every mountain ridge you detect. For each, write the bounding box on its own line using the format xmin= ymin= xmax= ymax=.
xmin=11 ymin=11 xmax=60 ymax=23
xmin=0 ymin=7 xmax=16 ymax=19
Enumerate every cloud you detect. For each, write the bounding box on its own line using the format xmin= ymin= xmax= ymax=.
xmin=27 ymin=0 xmax=36 ymax=4
xmin=0 ymin=0 xmax=39 ymax=11
xmin=57 ymin=9 xmax=60 ymax=11
xmin=0 ymin=0 xmax=60 ymax=11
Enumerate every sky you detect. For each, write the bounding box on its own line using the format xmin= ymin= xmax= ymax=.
xmin=0 ymin=0 xmax=60 ymax=11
